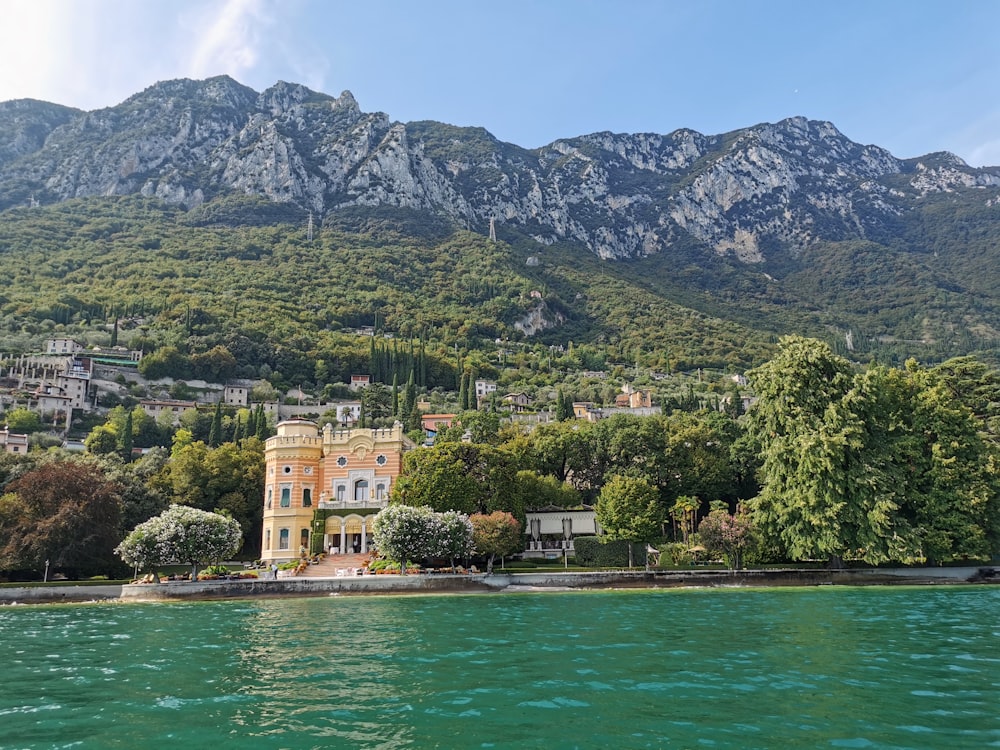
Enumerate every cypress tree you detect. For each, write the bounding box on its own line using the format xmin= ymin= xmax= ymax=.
xmin=232 ymin=412 xmax=244 ymax=443
xmin=121 ymin=409 xmax=134 ymax=461
xmin=209 ymin=401 xmax=223 ymax=447
xmin=391 ymin=373 xmax=399 ymax=417
xmin=402 ymin=370 xmax=416 ymax=422
xmin=255 ymin=404 xmax=268 ymax=440
xmin=459 ymin=373 xmax=469 ymax=412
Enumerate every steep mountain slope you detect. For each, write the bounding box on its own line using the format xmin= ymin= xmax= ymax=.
xmin=0 ymin=76 xmax=998 ymax=364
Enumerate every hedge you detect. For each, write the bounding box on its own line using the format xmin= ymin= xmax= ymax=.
xmin=573 ymin=536 xmax=648 ymax=567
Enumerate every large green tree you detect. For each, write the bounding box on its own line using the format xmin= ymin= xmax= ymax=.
xmin=748 ymin=337 xmax=1000 ymax=564
xmin=594 ymin=474 xmax=664 ymax=568
xmin=0 ymin=459 xmax=123 ymax=577
xmin=391 ymin=442 xmax=521 ymax=522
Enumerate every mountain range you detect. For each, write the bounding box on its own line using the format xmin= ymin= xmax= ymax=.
xmin=1 ymin=75 xmax=999 ymax=367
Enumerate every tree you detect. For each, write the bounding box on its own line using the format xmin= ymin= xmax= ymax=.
xmin=371 ymin=504 xmax=438 ymax=574
xmin=747 ymin=337 xmax=873 ymax=565
xmin=670 ymin=495 xmax=700 ymax=545
xmin=85 ymin=425 xmax=120 ymax=455
xmin=470 ymin=511 xmax=522 ymax=573
xmin=436 ymin=510 xmax=475 ymax=572
xmin=595 ymin=474 xmax=664 ymax=568
xmin=698 ymin=507 xmax=754 ymax=570
xmin=361 ymin=383 xmax=392 ymax=424
xmin=0 ymin=459 xmax=123 ymax=577
xmin=152 ymin=438 xmax=265 ymax=554
xmin=556 ymin=388 xmax=574 ymax=421
xmin=747 ymin=338 xmax=999 ymax=565
xmin=116 ymin=504 xmax=243 ymax=581
xmin=391 ymin=442 xmax=521 ymax=522
xmin=3 ymin=407 xmax=42 ymax=434
xmin=208 ymin=401 xmax=223 ymax=447
xmin=120 ymin=408 xmax=134 ymax=460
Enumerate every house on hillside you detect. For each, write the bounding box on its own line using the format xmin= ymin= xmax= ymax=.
xmin=475 ymin=379 xmax=497 ymax=405
xmin=44 ymin=338 xmax=84 ymax=355
xmin=615 ymin=383 xmax=652 ymax=409
xmin=140 ymin=399 xmax=197 ymax=424
xmin=502 ymin=392 xmax=532 ymax=412
xmin=349 ymin=374 xmax=371 ymax=391
xmin=224 ymin=380 xmax=252 ymax=407
xmin=0 ymin=428 xmax=28 ymax=454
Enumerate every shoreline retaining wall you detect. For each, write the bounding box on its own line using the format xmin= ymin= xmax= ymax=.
xmin=2 ymin=566 xmax=993 ymax=605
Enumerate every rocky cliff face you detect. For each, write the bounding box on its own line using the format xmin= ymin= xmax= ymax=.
xmin=2 ymin=75 xmax=999 ymax=262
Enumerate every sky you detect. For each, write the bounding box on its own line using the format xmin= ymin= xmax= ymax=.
xmin=1 ymin=0 xmax=998 ymax=166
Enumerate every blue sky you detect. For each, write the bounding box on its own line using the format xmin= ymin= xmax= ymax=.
xmin=1 ymin=0 xmax=998 ymax=165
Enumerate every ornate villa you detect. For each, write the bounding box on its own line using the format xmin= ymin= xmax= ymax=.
xmin=261 ymin=419 xmax=415 ymax=562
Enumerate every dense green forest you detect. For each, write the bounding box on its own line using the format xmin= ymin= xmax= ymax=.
xmin=1 ymin=194 xmax=996 ymax=396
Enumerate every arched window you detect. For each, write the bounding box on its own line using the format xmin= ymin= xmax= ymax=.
xmin=354 ymin=479 xmax=369 ymax=502
xmin=278 ymin=529 xmax=290 ymax=550
xmin=303 ymin=488 xmax=312 ymax=507
xmin=375 ymin=483 xmax=386 ymax=501
xmin=264 ymin=529 xmax=271 ymax=550
xmin=280 ymin=487 xmax=291 ymax=508
xmin=336 ymin=485 xmax=345 ymax=502
xmin=266 ymin=488 xmax=272 ymax=509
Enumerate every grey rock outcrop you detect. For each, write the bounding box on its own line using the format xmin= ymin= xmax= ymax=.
xmin=2 ymin=76 xmax=999 ymax=263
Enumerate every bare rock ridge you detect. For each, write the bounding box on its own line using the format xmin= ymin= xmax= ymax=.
xmin=1 ymin=75 xmax=999 ymax=262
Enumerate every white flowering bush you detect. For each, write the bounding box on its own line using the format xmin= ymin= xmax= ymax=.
xmin=116 ymin=504 xmax=243 ymax=581
xmin=372 ymin=505 xmax=473 ymax=574
xmin=436 ymin=510 xmax=474 ymax=571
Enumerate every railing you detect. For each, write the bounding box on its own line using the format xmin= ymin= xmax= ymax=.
xmin=318 ymin=499 xmax=390 ymax=510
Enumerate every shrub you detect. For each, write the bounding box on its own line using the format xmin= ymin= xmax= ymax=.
xmin=573 ymin=536 xmax=646 ymax=567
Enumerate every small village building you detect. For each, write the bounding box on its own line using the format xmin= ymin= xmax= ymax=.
xmin=615 ymin=383 xmax=652 ymax=409
xmin=140 ymin=399 xmax=197 ymax=424
xmin=502 ymin=392 xmax=532 ymax=412
xmin=349 ymin=375 xmax=371 ymax=391
xmin=474 ymin=379 xmax=497 ymax=402
xmin=261 ymin=420 xmax=415 ymax=562
xmin=0 ymin=428 xmax=29 ymax=454
xmin=44 ymin=338 xmax=85 ymax=355
xmin=223 ymin=380 xmax=252 ymax=407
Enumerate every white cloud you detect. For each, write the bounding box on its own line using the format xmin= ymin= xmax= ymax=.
xmin=185 ymin=0 xmax=274 ymax=81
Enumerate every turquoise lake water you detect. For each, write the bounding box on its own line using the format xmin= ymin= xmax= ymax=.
xmin=1 ymin=586 xmax=998 ymax=749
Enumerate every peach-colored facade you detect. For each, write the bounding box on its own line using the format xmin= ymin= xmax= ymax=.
xmin=261 ymin=420 xmax=414 ymax=562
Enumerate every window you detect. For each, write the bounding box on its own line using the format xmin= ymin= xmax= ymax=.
xmin=266 ymin=488 xmax=273 ymax=509
xmin=264 ymin=529 xmax=271 ymax=550
xmin=300 ymin=529 xmax=309 ymax=550
xmin=336 ymin=485 xmax=345 ymax=502
xmin=278 ymin=529 xmax=290 ymax=550
xmin=375 ymin=483 xmax=386 ymax=501
xmin=336 ymin=456 xmax=348 ymax=467
xmin=280 ymin=487 xmax=291 ymax=508
xmin=354 ymin=479 xmax=369 ymax=503
xmin=283 ymin=465 xmax=292 ymax=475
xmin=376 ymin=454 xmax=387 ymax=466
xmin=303 ymin=488 xmax=312 ymax=507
